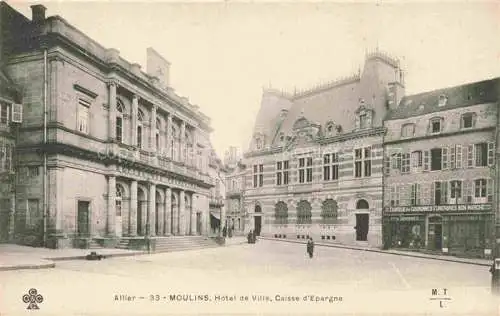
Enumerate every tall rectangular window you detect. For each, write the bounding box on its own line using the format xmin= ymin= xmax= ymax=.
xmin=298 ymin=158 xmax=305 ymax=183
xmin=116 ymin=117 xmax=123 ymax=143
xmin=355 ymin=147 xmax=371 ymax=177
xmin=410 ymin=183 xmax=420 ymax=206
xmin=323 ymin=154 xmax=330 ymax=181
xmin=26 ymin=199 xmax=40 ymax=229
xmin=276 ymin=161 xmax=289 ymax=186
xmin=306 ymin=157 xmax=313 ymax=182
xmin=283 ymin=161 xmax=289 ymax=185
xmin=77 ymin=99 xmax=90 ymax=134
xmin=411 ymin=151 xmax=422 ymax=169
xmin=137 ymin=126 xmax=143 ymax=149
xmin=450 ymin=180 xmax=462 ymax=199
xmin=433 ymin=181 xmax=448 ymax=205
xmin=475 ymin=179 xmax=487 ymax=198
xmin=390 ymin=185 xmax=400 ymax=207
xmin=430 ymin=148 xmax=442 ymax=171
xmin=253 ymin=165 xmax=258 ymax=188
xmin=401 ymin=153 xmax=410 ymax=173
xmin=259 ymin=164 xmax=264 ymax=187
xmin=0 ymin=103 xmax=8 ymax=124
xmin=475 ymin=143 xmax=488 ymax=167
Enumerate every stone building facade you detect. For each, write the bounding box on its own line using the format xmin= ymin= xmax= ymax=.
xmin=383 ymin=78 xmax=500 ymax=258
xmin=0 ymin=3 xmax=215 ymax=249
xmin=208 ymin=149 xmax=226 ymax=235
xmin=243 ymin=52 xmax=405 ymax=247
xmin=224 ymin=146 xmax=246 ymax=235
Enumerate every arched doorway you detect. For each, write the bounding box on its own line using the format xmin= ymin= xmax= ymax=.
xmin=355 ymin=199 xmax=369 ymax=241
xmin=254 ymin=205 xmax=262 ymax=236
xmin=116 ymin=184 xmax=125 ymax=237
xmin=137 ymin=188 xmax=146 ymax=236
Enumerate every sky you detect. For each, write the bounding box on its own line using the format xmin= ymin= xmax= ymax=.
xmin=9 ymin=1 xmax=500 ymax=158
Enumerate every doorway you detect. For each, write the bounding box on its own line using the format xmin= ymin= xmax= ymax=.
xmin=0 ymin=199 xmax=10 ymax=241
xmin=196 ymin=212 xmax=202 ymax=235
xmin=77 ymin=201 xmax=90 ymax=237
xmin=355 ymin=214 xmax=369 ymax=241
xmin=254 ymin=216 xmax=262 ymax=236
xmin=428 ymin=216 xmax=443 ymax=250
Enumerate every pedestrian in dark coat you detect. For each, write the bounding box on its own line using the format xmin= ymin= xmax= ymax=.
xmin=490 ymin=258 xmax=500 ymax=294
xmin=247 ymin=230 xmax=253 ymax=243
xmin=306 ymin=237 xmax=314 ymax=258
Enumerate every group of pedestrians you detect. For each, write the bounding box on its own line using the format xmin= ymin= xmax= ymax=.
xmin=247 ymin=230 xmax=257 ymax=244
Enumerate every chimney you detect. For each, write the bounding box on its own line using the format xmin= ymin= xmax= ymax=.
xmin=30 ymin=4 xmax=47 ymax=23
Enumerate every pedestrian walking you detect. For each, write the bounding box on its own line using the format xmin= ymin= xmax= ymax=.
xmin=306 ymin=237 xmax=314 ymax=258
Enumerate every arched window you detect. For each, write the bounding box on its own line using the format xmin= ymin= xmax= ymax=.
xmin=321 ymin=199 xmax=338 ymax=224
xmin=274 ymin=201 xmax=288 ymax=225
xmin=137 ymin=109 xmax=145 ymax=149
xmin=356 ymin=199 xmax=369 ymax=209
xmin=116 ymin=184 xmax=124 ymax=216
xmin=185 ymin=131 xmax=193 ymax=165
xmin=296 ymin=200 xmax=312 ymax=224
xmin=116 ymin=99 xmax=125 ymax=143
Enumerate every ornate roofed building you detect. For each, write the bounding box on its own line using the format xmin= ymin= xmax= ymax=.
xmin=383 ymin=78 xmax=500 ymax=258
xmin=243 ymin=51 xmax=405 ymax=247
xmin=0 ymin=3 xmax=215 ymax=249
xmin=224 ymin=146 xmax=246 ymax=235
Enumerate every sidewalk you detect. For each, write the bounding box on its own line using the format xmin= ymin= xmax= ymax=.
xmin=224 ymin=236 xmax=247 ymax=246
xmin=0 ymin=244 xmax=146 ymax=272
xmin=261 ymin=237 xmax=492 ymax=267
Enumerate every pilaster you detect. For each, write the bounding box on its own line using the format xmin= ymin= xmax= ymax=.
xmin=107 ymin=175 xmax=116 ymax=236
xmin=130 ymin=180 xmax=138 ymax=236
xmin=151 ymin=105 xmax=157 ymax=152
xmin=131 ymin=94 xmax=139 ymax=147
xmin=167 ymin=114 xmax=173 ymax=159
xmin=108 ymin=81 xmax=117 ymax=141
xmin=191 ymin=194 xmax=197 ymax=235
xmin=180 ymin=120 xmax=186 ymax=163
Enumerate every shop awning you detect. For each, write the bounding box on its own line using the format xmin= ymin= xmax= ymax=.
xmin=210 ymin=211 xmax=221 ymax=220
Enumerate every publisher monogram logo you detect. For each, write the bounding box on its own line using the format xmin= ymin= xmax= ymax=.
xmin=22 ymin=288 xmax=44 ymax=310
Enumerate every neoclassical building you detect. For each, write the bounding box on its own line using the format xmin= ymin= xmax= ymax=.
xmin=0 ymin=3 xmax=215 ymax=249
xmin=243 ymin=51 xmax=405 ymax=247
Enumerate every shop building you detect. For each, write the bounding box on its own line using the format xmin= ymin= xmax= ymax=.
xmin=383 ymin=78 xmax=499 ymax=258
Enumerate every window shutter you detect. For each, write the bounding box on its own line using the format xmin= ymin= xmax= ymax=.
xmin=401 ymin=184 xmax=409 ymax=206
xmin=384 ymin=154 xmax=391 ymax=176
xmin=442 ymin=147 xmax=449 ymax=170
xmin=487 ymin=142 xmax=495 ymax=166
xmin=415 ymin=183 xmax=421 ymax=205
xmin=423 ymin=150 xmax=430 ymax=171
xmin=441 ymin=181 xmax=448 ymax=204
xmin=487 ymin=179 xmax=494 ymax=202
xmin=11 ymin=103 xmax=22 ymax=123
xmin=430 ymin=182 xmax=435 ymax=205
xmin=422 ymin=182 xmax=430 ymax=205
xmin=450 ymin=146 xmax=456 ymax=169
xmin=467 ymin=145 xmax=474 ymax=168
xmin=455 ymin=145 xmax=462 ymax=169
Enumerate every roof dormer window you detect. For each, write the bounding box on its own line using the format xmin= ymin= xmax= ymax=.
xmin=438 ymin=95 xmax=447 ymax=107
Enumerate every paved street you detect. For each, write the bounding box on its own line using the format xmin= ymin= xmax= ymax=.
xmin=1 ymin=240 xmax=498 ymax=315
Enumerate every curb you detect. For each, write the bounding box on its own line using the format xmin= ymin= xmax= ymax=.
xmin=46 ymin=251 xmax=148 ymax=262
xmin=261 ymin=237 xmax=491 ymax=267
xmin=0 ymin=262 xmax=56 ymax=271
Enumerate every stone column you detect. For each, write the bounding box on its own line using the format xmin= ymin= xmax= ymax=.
xmin=107 ymin=176 xmax=116 ymax=236
xmin=166 ymin=114 xmax=173 ymax=159
xmin=131 ymin=95 xmax=139 ymax=147
xmin=179 ymin=190 xmax=186 ymax=235
xmin=130 ymin=180 xmax=138 ymax=236
xmin=180 ymin=120 xmax=186 ymax=163
xmin=191 ymin=194 xmax=197 ymax=235
xmin=157 ymin=191 xmax=164 ymax=237
xmin=148 ymin=183 xmax=156 ymax=236
xmin=164 ymin=187 xmax=172 ymax=235
xmin=150 ymin=105 xmax=157 ymax=152
xmin=108 ymin=81 xmax=117 ymax=141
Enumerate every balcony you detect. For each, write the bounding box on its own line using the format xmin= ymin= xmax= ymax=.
xmin=209 ymin=195 xmax=224 ymax=207
xmin=384 ymin=203 xmax=492 ymax=214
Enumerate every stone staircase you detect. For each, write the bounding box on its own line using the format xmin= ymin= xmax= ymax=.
xmin=114 ymin=236 xmax=221 ymax=253
xmin=153 ymin=236 xmax=221 ymax=253
xmin=88 ymin=239 xmax=104 ymax=249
